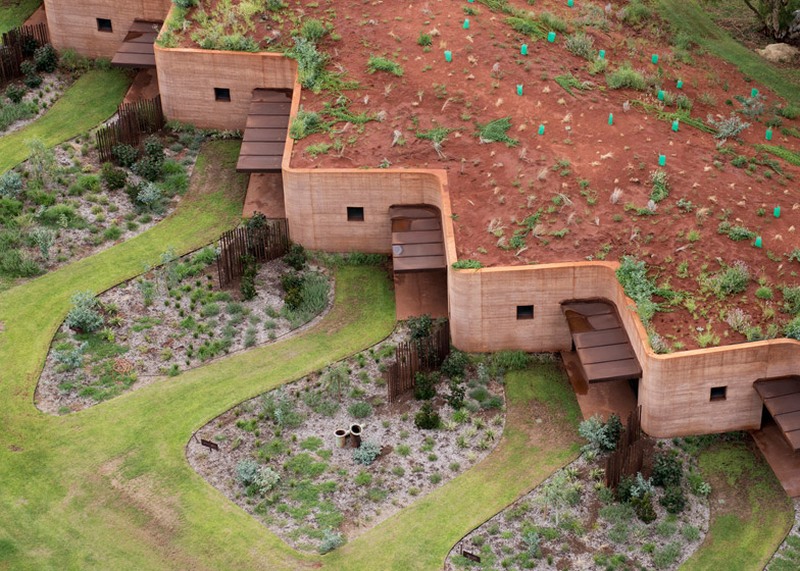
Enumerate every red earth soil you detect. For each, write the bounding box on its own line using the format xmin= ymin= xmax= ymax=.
xmin=176 ymin=0 xmax=800 ymax=350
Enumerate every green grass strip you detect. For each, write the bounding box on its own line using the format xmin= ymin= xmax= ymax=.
xmin=0 ymin=0 xmax=41 ymax=33
xmin=655 ymin=0 xmax=800 ymax=106
xmin=0 ymin=69 xmax=130 ymax=175
xmin=755 ymin=144 xmax=800 ymax=167
xmin=630 ymin=99 xmax=715 ymax=134
xmin=681 ymin=441 xmax=793 ymax=571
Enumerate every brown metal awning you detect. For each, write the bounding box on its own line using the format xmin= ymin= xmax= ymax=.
xmin=754 ymin=376 xmax=800 ymax=451
xmin=562 ymin=300 xmax=642 ymax=383
xmin=390 ymin=206 xmax=445 ymax=272
xmin=236 ymin=89 xmax=292 ymax=172
xmin=111 ymin=20 xmax=161 ymax=68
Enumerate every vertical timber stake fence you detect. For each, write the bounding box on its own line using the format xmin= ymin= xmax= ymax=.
xmin=0 ymin=23 xmax=49 ymax=85
xmin=217 ymin=219 xmax=289 ymax=287
xmin=96 ymin=96 xmax=165 ymax=163
xmin=605 ymin=405 xmax=646 ymax=490
xmin=387 ymin=321 xmax=451 ymax=403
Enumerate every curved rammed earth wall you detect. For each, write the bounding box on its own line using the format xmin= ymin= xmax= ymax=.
xmin=44 ymin=0 xmax=170 ymax=59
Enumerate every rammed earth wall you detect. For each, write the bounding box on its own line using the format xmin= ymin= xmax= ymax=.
xmin=44 ymin=0 xmax=170 ymax=58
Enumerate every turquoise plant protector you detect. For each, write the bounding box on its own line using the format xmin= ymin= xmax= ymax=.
xmin=651 ymin=54 xmax=659 ymax=64
xmin=547 ymin=31 xmax=556 ymax=42
xmin=658 ymin=155 xmax=666 ymax=166
xmin=521 ymin=43 xmax=528 ymax=55
xmin=444 ymin=50 xmax=452 ymax=62
xmin=774 ymin=206 xmax=781 ymax=218
xmin=608 ymin=113 xmax=613 ymax=125
xmin=538 ymin=124 xmax=545 ymax=135
xmin=598 ymin=49 xmax=605 ymax=59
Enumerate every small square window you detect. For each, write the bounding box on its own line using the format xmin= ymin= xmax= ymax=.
xmin=516 ymin=305 xmax=534 ymax=320
xmin=710 ymin=386 xmax=727 ymax=401
xmin=97 ymin=18 xmax=113 ymax=32
xmin=347 ymin=207 xmax=364 ymax=222
xmin=214 ymin=88 xmax=231 ymax=102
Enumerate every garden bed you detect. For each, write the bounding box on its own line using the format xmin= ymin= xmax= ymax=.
xmin=445 ymin=431 xmax=711 ymax=571
xmin=36 ymin=244 xmax=332 ymax=414
xmin=188 ymin=333 xmax=520 ymax=554
xmin=0 ymin=68 xmax=71 ymax=136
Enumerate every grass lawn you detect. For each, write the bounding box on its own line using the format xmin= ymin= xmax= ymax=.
xmin=0 ymin=0 xmax=41 ymax=33
xmin=655 ymin=0 xmax=800 ymax=106
xmin=681 ymin=439 xmax=793 ymax=571
xmin=0 ymin=68 xmax=130 ymax=175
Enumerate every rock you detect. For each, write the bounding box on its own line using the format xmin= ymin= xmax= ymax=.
xmin=756 ymin=43 xmax=799 ymax=63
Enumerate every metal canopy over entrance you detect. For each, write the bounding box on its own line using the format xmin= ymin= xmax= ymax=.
xmin=754 ymin=376 xmax=800 ymax=451
xmin=561 ymin=300 xmax=642 ymax=384
xmin=236 ymin=89 xmax=291 ymax=173
xmin=111 ymin=20 xmax=161 ymax=68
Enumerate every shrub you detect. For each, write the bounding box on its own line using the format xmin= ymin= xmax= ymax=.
xmin=287 ymin=37 xmax=329 ymax=92
xmin=522 ymin=530 xmax=541 ymax=557
xmin=0 ymin=248 xmax=40 ymax=277
xmin=240 ymin=253 xmax=257 ymax=301
xmin=481 ymin=395 xmax=504 ymax=409
xmin=616 ymin=256 xmax=657 ymax=323
xmin=254 ymin=466 xmax=280 ymax=493
xmin=65 ymin=291 xmax=104 ymax=333
xmin=133 ymin=155 xmax=163 ymax=182
xmin=414 ymin=371 xmax=438 ymax=400
xmin=352 ymin=440 xmax=381 ymax=465
xmin=446 ymin=378 xmax=466 ymax=409
xmin=565 ymin=32 xmax=595 ymax=60
xmin=100 ymin=162 xmax=127 ymax=190
xmin=299 ymin=18 xmax=327 ymax=42
xmin=53 ymin=341 xmax=88 ymax=371
xmin=261 ymin=389 xmax=305 ymax=427
xmin=367 ymin=55 xmax=404 ymax=76
xmin=173 ymin=0 xmax=198 ymax=8
xmin=441 ymin=349 xmax=469 ymax=378
xmin=283 ymin=243 xmax=307 ymax=271
xmin=29 ymin=226 xmax=55 ymax=260
xmin=475 ymin=117 xmax=518 ymax=147
xmin=0 ymin=171 xmax=23 ymax=198
xmin=782 ymin=285 xmax=800 ymax=314
xmin=407 ymin=314 xmax=433 ymax=340
xmin=469 ymin=386 xmax=489 ymax=402
xmin=5 ymin=83 xmax=25 ymax=104
xmin=578 ymin=414 xmax=621 ymax=454
xmin=452 ymin=259 xmax=482 ymax=269
xmin=606 ymin=63 xmax=646 ymax=90
xmin=710 ymin=261 xmax=750 ymax=297
xmin=318 ymin=529 xmax=345 ymax=554
xmin=652 ymin=451 xmax=683 ymax=487
xmin=417 ymin=32 xmax=432 ymax=46
xmin=415 ymin=401 xmax=441 ymax=429
xmin=112 ymin=144 xmax=139 ymax=167
xmin=649 ymin=169 xmax=669 ymax=203
xmin=659 ymin=485 xmax=686 ymax=514
xmin=0 ymin=197 xmax=22 ymax=225
xmin=632 ymin=492 xmax=657 ymax=523
xmin=707 ymin=113 xmax=751 ymax=141
xmin=68 ymin=174 xmax=100 ymax=196
xmin=235 ymin=459 xmax=259 ymax=486
xmin=620 ymin=0 xmax=652 ymax=27
xmin=136 ymin=182 xmax=162 ymax=210
xmin=348 ymin=401 xmax=373 ymax=419
xmin=289 ymin=107 xmax=327 ymax=140
xmin=785 ymin=316 xmax=800 ymax=340
xmin=34 ymin=44 xmax=58 ymax=73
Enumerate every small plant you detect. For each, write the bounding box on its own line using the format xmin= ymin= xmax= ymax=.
xmin=347 ymin=401 xmax=373 ymax=419
xmin=649 ymin=169 xmax=669 ymax=203
xmin=707 ymin=113 xmax=751 ymax=142
xmin=441 ymin=349 xmax=469 ymax=379
xmin=606 ymin=63 xmax=646 ymax=91
xmin=452 ymin=259 xmax=482 ymax=269
xmin=289 ymin=107 xmax=327 ymax=140
xmin=352 ymin=440 xmax=381 ymax=465
xmin=652 ymin=451 xmax=683 ymax=487
xmin=708 ymin=261 xmax=750 ymax=297
xmin=318 ymin=529 xmax=345 ymax=554
xmin=475 ymin=117 xmax=519 ymax=147
xmin=659 ymin=485 xmax=686 ymax=514
xmin=417 ymin=32 xmax=432 ymax=46
xmin=235 ymin=459 xmax=259 ymax=486
xmin=578 ymin=414 xmax=622 ymax=454
xmin=565 ymin=32 xmax=595 ymax=60
xmin=414 ymin=371 xmax=439 ymax=400
xmin=367 ymin=55 xmax=403 ymax=76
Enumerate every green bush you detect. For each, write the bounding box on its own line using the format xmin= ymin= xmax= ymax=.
xmin=68 ymin=174 xmax=100 ymax=196
xmin=366 ymin=55 xmax=404 ymax=76
xmin=417 ymin=32 xmax=432 ymax=46
xmin=709 ymin=261 xmax=750 ymax=297
xmin=606 ymin=63 xmax=646 ymax=90
xmin=318 ymin=529 xmax=345 ymax=554
xmin=287 ymin=37 xmax=329 ymax=93
xmin=0 ymin=171 xmax=23 ymax=198
xmin=446 ymin=378 xmax=466 ymax=409
xmin=136 ymin=182 xmax=162 ymax=210
xmin=0 ymin=98 xmax=37 ymax=130
xmin=616 ymin=256 xmax=657 ymax=323
xmin=112 ymin=144 xmax=139 ymax=167
xmin=38 ymin=204 xmax=85 ymax=228
xmin=620 ymin=0 xmax=652 ymax=27
xmin=289 ymin=108 xmax=327 ymax=140
xmin=299 ymin=18 xmax=327 ymax=42
xmin=5 ymin=83 xmax=25 ymax=104
xmin=649 ymin=169 xmax=669 ymax=203
xmin=578 ymin=414 xmax=621 ymax=454
xmin=65 ymin=291 xmax=104 ymax=333
xmin=659 ymin=485 xmax=686 ymax=514
xmin=652 ymin=451 xmax=683 ymax=487
xmin=0 ymin=248 xmax=40 ymax=277
xmin=707 ymin=113 xmax=750 ymax=140
xmin=240 ymin=254 xmax=257 ymax=301
xmin=133 ymin=155 xmax=163 ymax=182
xmin=785 ymin=316 xmax=800 ymax=340
xmin=414 ymin=401 xmax=441 ymax=429
xmin=782 ymin=285 xmax=800 ymax=314
xmin=475 ymin=117 xmax=518 ymax=147
xmin=441 ymin=349 xmax=469 ymax=378
xmin=235 ymin=459 xmax=259 ymax=486
xmin=34 ymin=44 xmax=58 ymax=73
xmin=348 ymin=401 xmax=373 ymax=419
xmin=565 ymin=32 xmax=595 ymax=60
xmin=632 ymin=492 xmax=657 ymax=523
xmin=414 ymin=371 xmax=438 ymax=400
xmin=452 ymin=259 xmax=482 ymax=269
xmin=100 ymin=162 xmax=127 ymax=190
xmin=352 ymin=440 xmax=381 ymax=465
xmin=284 ymin=243 xmax=308 ymax=270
